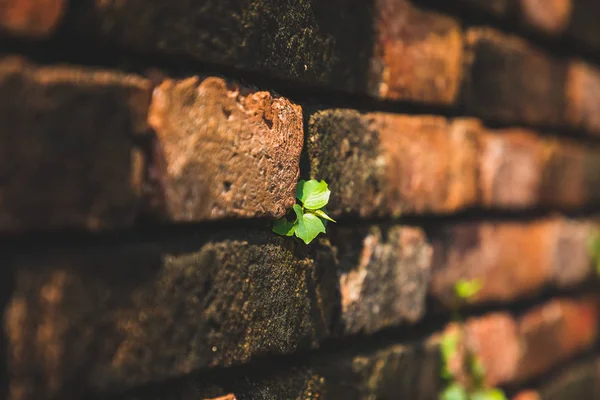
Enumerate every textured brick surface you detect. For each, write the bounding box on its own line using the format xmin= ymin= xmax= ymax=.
xmin=330 ymin=225 xmax=432 ymax=334
xmin=461 ymin=28 xmax=567 ymax=128
xmin=565 ymin=60 xmax=600 ymax=136
xmin=519 ymin=0 xmax=573 ymax=35
xmin=307 ymin=111 xmax=479 ymax=217
xmin=64 ymin=0 xmax=462 ymax=104
xmin=121 ymin=340 xmax=442 ymax=400
xmin=147 ymin=76 xmax=303 ymax=221
xmin=0 ymin=0 xmax=65 ymax=38
xmin=513 ymin=359 xmax=600 ymax=400
xmin=0 ymin=56 xmax=152 ymax=232
xmin=448 ymin=297 xmax=600 ymax=387
xmin=430 ymin=218 xmax=595 ymax=306
xmin=4 ymin=231 xmax=337 ymax=399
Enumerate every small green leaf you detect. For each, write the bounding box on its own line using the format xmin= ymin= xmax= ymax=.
xmin=439 ymin=383 xmax=468 ymax=400
xmin=440 ymin=330 xmax=460 ymax=380
xmin=469 ymin=354 xmax=486 ymax=386
xmin=471 ymin=388 xmax=508 ymax=400
xmin=312 ymin=209 xmax=336 ymax=222
xmin=455 ymin=279 xmax=483 ymax=300
xmin=293 ymin=204 xmax=326 ymax=244
xmin=272 ymin=217 xmax=295 ymax=236
xmin=296 ymin=179 xmax=331 ymax=210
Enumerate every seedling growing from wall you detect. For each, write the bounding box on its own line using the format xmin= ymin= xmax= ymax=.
xmin=439 ymin=279 xmax=507 ymax=400
xmin=272 ymin=179 xmax=335 ymax=244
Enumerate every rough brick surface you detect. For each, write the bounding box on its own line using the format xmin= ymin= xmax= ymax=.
xmin=519 ymin=0 xmax=573 ymax=35
xmin=147 ymin=76 xmax=303 ymax=221
xmin=565 ymin=60 xmax=600 ymax=136
xmin=64 ymin=0 xmax=462 ymax=104
xmin=307 ymin=111 xmax=479 ymax=217
xmin=373 ymin=0 xmax=463 ymax=103
xmin=430 ymin=219 xmax=595 ymax=306
xmin=448 ymin=297 xmax=600 ymax=387
xmin=330 ymin=225 xmax=432 ymax=334
xmin=461 ymin=28 xmax=567 ymax=128
xmin=513 ymin=359 xmax=600 ymax=400
xmin=121 ymin=340 xmax=442 ymax=400
xmin=4 ymin=231 xmax=337 ymax=399
xmin=516 ymin=297 xmax=599 ymax=381
xmin=0 ymin=0 xmax=65 ymax=38
xmin=0 ymin=56 xmax=151 ymax=232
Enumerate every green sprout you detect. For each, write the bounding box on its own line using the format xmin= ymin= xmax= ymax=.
xmin=272 ymin=179 xmax=335 ymax=244
xmin=587 ymin=230 xmax=600 ymax=277
xmin=454 ymin=279 xmax=483 ymax=301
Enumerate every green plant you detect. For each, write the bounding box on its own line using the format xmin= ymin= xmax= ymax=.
xmin=587 ymin=230 xmax=600 ymax=277
xmin=272 ymin=179 xmax=335 ymax=244
xmin=439 ymin=279 xmax=507 ymax=400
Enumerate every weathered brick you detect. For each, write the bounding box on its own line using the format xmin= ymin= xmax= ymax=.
xmin=0 ymin=0 xmax=65 ymax=38
xmin=147 ymin=76 xmax=303 ymax=221
xmin=478 ymin=128 xmax=548 ymax=209
xmin=515 ymin=297 xmax=599 ymax=381
xmin=514 ymin=359 xmax=600 ymax=400
xmin=565 ymin=60 xmax=600 ymax=136
xmin=121 ymin=339 xmax=442 ymax=400
xmin=0 ymin=56 xmax=152 ymax=232
xmin=4 ymin=231 xmax=337 ymax=399
xmin=461 ymin=28 xmax=567 ymax=128
xmin=65 ymin=0 xmax=462 ymax=104
xmin=330 ymin=224 xmax=432 ymax=334
xmin=519 ymin=0 xmax=573 ymax=35
xmin=430 ymin=218 xmax=595 ymax=306
xmin=307 ymin=111 xmax=479 ymax=218
xmin=450 ymin=297 xmax=599 ymax=387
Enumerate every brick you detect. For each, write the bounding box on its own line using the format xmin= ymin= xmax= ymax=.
xmin=0 ymin=56 xmax=152 ymax=232
xmin=121 ymin=340 xmax=442 ymax=400
xmin=478 ymin=128 xmax=548 ymax=209
xmin=146 ymin=76 xmax=303 ymax=221
xmin=307 ymin=111 xmax=479 ymax=218
xmin=4 ymin=230 xmax=337 ymax=399
xmin=372 ymin=0 xmax=464 ymax=103
xmin=461 ymin=28 xmax=568 ymax=128
xmin=330 ymin=224 xmax=432 ymax=334
xmin=65 ymin=0 xmax=462 ymax=104
xmin=515 ymin=297 xmax=599 ymax=381
xmin=565 ymin=60 xmax=600 ymax=136
xmin=451 ymin=297 xmax=599 ymax=387
xmin=430 ymin=218 xmax=595 ymax=306
xmin=518 ymin=0 xmax=573 ymax=35
xmin=514 ymin=359 xmax=600 ymax=400
xmin=540 ymin=140 xmax=600 ymax=207
xmin=0 ymin=0 xmax=65 ymax=38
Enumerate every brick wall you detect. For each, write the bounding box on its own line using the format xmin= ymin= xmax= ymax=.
xmin=1 ymin=1 xmax=599 ymax=399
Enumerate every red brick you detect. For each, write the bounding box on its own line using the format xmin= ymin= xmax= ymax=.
xmin=478 ymin=128 xmax=548 ymax=209
xmin=147 ymin=76 xmax=303 ymax=221
xmin=461 ymin=28 xmax=568 ymax=128
xmin=307 ymin=111 xmax=479 ymax=218
xmin=430 ymin=218 xmax=595 ymax=306
xmin=513 ymin=391 xmax=541 ymax=400
xmin=516 ymin=297 xmax=599 ymax=381
xmin=331 ymin=225 xmax=432 ymax=334
xmin=373 ymin=0 xmax=464 ymax=104
xmin=565 ymin=60 xmax=600 ymax=136
xmin=4 ymin=231 xmax=337 ymax=399
xmin=0 ymin=0 xmax=65 ymax=38
xmin=519 ymin=0 xmax=573 ymax=35
xmin=0 ymin=56 xmax=152 ymax=232
xmin=65 ymin=0 xmax=462 ymax=104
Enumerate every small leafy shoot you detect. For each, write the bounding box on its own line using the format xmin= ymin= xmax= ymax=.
xmin=440 ymin=330 xmax=460 ymax=380
xmin=272 ymin=217 xmax=295 ymax=236
xmin=440 ymin=383 xmax=468 ymax=400
xmin=587 ymin=230 xmax=600 ymax=277
xmin=296 ymin=180 xmax=331 ymax=210
xmin=293 ymin=204 xmax=326 ymax=244
xmin=273 ymin=179 xmax=335 ymax=244
xmin=455 ymin=279 xmax=483 ymax=300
